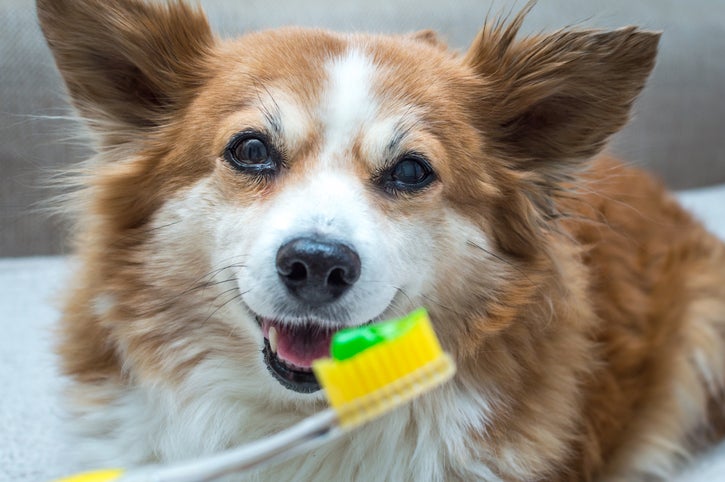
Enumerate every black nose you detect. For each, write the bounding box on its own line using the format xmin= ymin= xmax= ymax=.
xmin=276 ymin=237 xmax=361 ymax=305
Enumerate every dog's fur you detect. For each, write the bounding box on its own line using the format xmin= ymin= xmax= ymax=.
xmin=38 ymin=0 xmax=725 ymax=480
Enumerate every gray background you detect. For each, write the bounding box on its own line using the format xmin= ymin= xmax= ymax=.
xmin=1 ymin=0 xmax=724 ymax=257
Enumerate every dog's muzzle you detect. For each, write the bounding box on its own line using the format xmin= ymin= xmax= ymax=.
xmin=256 ymin=236 xmax=362 ymax=393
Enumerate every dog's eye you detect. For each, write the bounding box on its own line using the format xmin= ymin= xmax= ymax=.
xmin=383 ymin=155 xmax=436 ymax=193
xmin=237 ymin=138 xmax=268 ymax=163
xmin=224 ymin=133 xmax=278 ymax=175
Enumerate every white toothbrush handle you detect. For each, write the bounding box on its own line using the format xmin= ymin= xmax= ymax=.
xmin=120 ymin=409 xmax=341 ymax=482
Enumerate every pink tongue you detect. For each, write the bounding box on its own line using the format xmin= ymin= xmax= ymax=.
xmin=263 ymin=320 xmax=334 ymax=368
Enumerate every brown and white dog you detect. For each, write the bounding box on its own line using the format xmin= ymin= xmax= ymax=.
xmin=37 ymin=0 xmax=725 ymax=480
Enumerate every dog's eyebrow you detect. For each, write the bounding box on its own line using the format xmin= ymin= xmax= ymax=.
xmin=257 ymin=92 xmax=282 ymax=135
xmin=386 ymin=122 xmax=413 ymax=155
xmin=387 ymin=129 xmax=404 ymax=153
xmin=262 ymin=106 xmax=282 ymax=135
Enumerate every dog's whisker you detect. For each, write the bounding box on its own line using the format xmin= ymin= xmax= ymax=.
xmin=180 ymin=276 xmax=240 ymax=298
xmin=419 ymin=293 xmax=469 ymax=319
xmin=207 ymin=285 xmax=243 ymax=307
xmin=203 ymin=289 xmax=251 ymax=325
xmin=172 ymin=257 xmax=249 ymax=298
xmin=108 ymin=220 xmax=184 ymax=247
xmin=465 ymin=239 xmax=539 ymax=287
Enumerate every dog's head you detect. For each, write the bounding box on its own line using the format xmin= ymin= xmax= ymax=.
xmin=39 ymin=0 xmax=658 ymax=397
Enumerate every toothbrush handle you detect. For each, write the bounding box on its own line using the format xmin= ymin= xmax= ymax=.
xmin=121 ymin=409 xmax=340 ymax=482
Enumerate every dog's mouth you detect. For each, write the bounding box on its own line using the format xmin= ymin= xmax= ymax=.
xmin=257 ymin=316 xmax=344 ymax=394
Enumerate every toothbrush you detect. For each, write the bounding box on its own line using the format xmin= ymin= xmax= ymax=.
xmin=56 ymin=308 xmax=456 ymax=482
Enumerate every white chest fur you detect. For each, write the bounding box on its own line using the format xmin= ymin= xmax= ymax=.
xmin=66 ymin=361 xmax=502 ymax=481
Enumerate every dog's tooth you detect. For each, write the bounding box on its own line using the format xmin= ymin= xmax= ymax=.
xmin=269 ymin=326 xmax=278 ymax=354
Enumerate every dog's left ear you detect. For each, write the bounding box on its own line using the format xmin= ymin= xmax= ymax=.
xmin=465 ymin=7 xmax=660 ymax=175
xmin=37 ymin=0 xmax=214 ymax=147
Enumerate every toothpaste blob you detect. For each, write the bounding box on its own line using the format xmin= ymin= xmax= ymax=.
xmin=330 ymin=309 xmax=424 ymax=361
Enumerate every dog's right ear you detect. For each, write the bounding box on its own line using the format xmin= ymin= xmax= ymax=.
xmin=37 ymin=0 xmax=214 ymax=146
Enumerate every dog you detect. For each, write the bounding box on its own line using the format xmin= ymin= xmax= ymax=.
xmin=37 ymin=0 xmax=725 ymax=480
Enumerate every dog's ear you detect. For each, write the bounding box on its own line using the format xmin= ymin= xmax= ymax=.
xmin=37 ymin=0 xmax=214 ymax=145
xmin=465 ymin=5 xmax=660 ymax=177
xmin=463 ymin=5 xmax=659 ymax=257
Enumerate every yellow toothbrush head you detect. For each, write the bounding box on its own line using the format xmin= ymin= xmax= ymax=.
xmin=313 ymin=308 xmax=456 ymax=428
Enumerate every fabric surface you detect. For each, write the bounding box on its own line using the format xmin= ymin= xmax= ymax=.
xmin=1 ymin=0 xmax=725 ymax=256
xmin=0 ymin=256 xmax=77 ymax=481
xmin=2 ymin=186 xmax=725 ymax=481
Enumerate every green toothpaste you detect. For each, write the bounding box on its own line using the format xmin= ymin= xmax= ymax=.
xmin=330 ymin=308 xmax=425 ymax=361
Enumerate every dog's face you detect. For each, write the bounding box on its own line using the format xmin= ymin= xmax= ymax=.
xmin=39 ymin=0 xmax=658 ymax=399
xmin=142 ymin=31 xmax=495 ymax=395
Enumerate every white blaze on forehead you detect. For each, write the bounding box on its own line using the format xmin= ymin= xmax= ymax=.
xmin=262 ymin=170 xmax=369 ymax=236
xmin=319 ymin=49 xmax=379 ymax=165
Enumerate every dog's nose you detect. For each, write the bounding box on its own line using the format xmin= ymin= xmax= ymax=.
xmin=276 ymin=237 xmax=361 ymax=305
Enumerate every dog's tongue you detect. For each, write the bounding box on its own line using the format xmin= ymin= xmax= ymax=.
xmin=262 ymin=319 xmax=334 ymax=368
